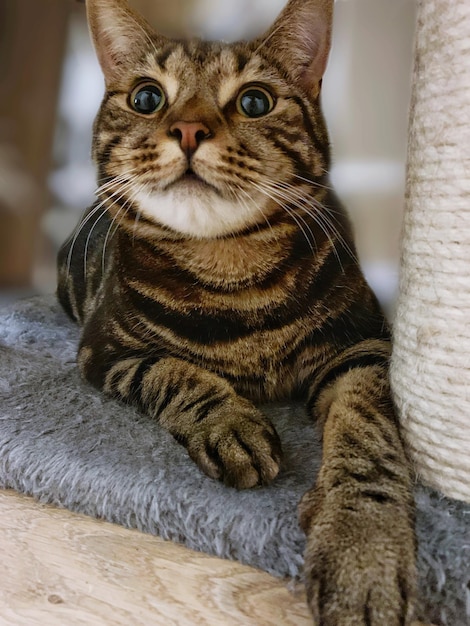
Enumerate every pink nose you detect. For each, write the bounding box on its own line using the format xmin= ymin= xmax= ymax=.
xmin=169 ymin=121 xmax=211 ymax=158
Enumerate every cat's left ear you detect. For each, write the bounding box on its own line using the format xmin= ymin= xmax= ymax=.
xmin=255 ymin=0 xmax=333 ymax=99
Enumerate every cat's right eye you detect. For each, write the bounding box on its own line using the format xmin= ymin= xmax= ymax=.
xmin=130 ymin=83 xmax=166 ymax=115
xmin=236 ymin=86 xmax=275 ymax=119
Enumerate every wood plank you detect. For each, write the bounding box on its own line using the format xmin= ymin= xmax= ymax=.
xmin=0 ymin=489 xmax=310 ymax=625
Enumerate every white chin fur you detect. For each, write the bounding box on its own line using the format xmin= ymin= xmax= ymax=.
xmin=134 ymin=184 xmax=263 ymax=238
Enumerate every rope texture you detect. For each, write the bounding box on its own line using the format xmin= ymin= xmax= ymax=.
xmin=391 ymin=0 xmax=470 ymax=502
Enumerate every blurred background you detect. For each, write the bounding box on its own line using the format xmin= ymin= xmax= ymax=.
xmin=0 ymin=0 xmax=416 ymax=314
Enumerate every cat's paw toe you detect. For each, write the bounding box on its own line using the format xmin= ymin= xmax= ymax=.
xmin=188 ymin=404 xmax=282 ymax=489
xmin=218 ymin=426 xmax=282 ymax=488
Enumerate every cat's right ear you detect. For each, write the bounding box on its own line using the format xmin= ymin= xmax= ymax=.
xmin=86 ymin=0 xmax=163 ymax=84
xmin=255 ymin=0 xmax=334 ymax=99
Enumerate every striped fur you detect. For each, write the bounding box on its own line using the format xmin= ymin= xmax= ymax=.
xmin=57 ymin=0 xmax=416 ymax=623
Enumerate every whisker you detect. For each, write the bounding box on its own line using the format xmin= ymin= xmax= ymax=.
xmin=66 ymin=203 xmax=107 ymax=279
xmin=258 ymin=178 xmax=357 ymax=266
xmin=252 ymin=23 xmax=284 ymax=57
xmin=250 ymin=180 xmax=316 ymax=254
xmin=66 ymin=173 xmax=141 ymax=280
xmin=83 ymin=177 xmax=141 ymax=279
xmin=99 ymin=178 xmax=149 ymax=274
xmin=100 ymin=203 xmax=128 ymax=276
xmin=125 ymin=181 xmax=151 ymax=250
xmin=125 ymin=10 xmax=163 ymax=61
xmin=233 ymin=184 xmax=276 ymax=238
xmin=291 ymin=172 xmax=334 ymax=192
xmin=258 ymin=179 xmax=342 ymax=265
xmin=95 ymin=168 xmax=141 ymax=196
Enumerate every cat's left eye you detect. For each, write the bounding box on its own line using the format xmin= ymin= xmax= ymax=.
xmin=130 ymin=83 xmax=166 ymax=115
xmin=236 ymin=86 xmax=275 ymax=119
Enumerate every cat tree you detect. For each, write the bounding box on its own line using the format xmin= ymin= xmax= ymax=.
xmin=391 ymin=0 xmax=470 ymax=503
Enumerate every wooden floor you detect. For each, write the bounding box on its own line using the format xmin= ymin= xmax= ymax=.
xmin=0 ymin=489 xmax=311 ymax=625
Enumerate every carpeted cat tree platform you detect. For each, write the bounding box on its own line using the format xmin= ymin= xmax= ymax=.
xmin=1 ymin=1 xmax=469 ymax=625
xmin=0 ymin=295 xmax=469 ymax=625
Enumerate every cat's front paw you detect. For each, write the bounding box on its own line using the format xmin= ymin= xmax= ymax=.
xmin=186 ymin=397 xmax=282 ymax=489
xmin=299 ymin=486 xmax=416 ymax=625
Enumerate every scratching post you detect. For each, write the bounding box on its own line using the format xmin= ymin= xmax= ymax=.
xmin=391 ymin=0 xmax=470 ymax=502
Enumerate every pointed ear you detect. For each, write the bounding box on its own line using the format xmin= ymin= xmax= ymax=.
xmin=86 ymin=0 xmax=164 ymax=84
xmin=255 ymin=0 xmax=333 ymax=98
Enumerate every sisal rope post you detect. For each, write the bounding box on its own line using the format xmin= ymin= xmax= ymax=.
xmin=391 ymin=0 xmax=470 ymax=502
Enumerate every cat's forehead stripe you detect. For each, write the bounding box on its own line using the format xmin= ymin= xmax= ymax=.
xmin=142 ymin=51 xmax=180 ymax=103
xmin=215 ymin=48 xmax=242 ymax=108
xmin=217 ymin=54 xmax=277 ymax=108
xmin=142 ymin=44 xmax=271 ymax=109
xmin=162 ymin=75 xmax=179 ymax=104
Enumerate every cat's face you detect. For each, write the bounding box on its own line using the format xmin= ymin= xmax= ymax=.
xmin=89 ymin=0 xmax=333 ymax=239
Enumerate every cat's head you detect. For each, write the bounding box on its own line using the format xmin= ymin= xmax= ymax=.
xmin=88 ymin=0 xmax=333 ymax=239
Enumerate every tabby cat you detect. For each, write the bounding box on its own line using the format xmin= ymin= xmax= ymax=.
xmin=57 ymin=0 xmax=417 ymax=623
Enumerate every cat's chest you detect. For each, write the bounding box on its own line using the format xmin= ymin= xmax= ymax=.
xmin=122 ymin=273 xmax=307 ymax=351
xmin=111 ymin=273 xmax=312 ymax=400
xmin=114 ymin=235 xmax=301 ymax=342
xmin=106 ymin=235 xmax=327 ymax=399
xmin=136 ymin=309 xmax=307 ymax=401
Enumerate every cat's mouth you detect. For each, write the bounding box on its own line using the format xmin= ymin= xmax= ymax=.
xmin=183 ymin=168 xmax=201 ymax=182
xmin=171 ymin=168 xmax=220 ymax=195
xmin=182 ymin=168 xmax=209 ymax=186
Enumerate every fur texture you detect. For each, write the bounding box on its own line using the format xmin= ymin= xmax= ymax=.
xmin=0 ymin=295 xmax=469 ymax=626
xmin=56 ymin=0 xmax=418 ymax=622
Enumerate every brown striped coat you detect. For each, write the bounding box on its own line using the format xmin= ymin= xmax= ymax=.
xmin=57 ymin=1 xmax=416 ymax=623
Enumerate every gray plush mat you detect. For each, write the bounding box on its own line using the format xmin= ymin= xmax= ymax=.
xmin=0 ymin=296 xmax=469 ymax=625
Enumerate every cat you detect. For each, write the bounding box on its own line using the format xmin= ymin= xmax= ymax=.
xmin=57 ymin=0 xmax=417 ymax=623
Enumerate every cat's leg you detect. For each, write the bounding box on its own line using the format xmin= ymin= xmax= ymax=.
xmin=300 ymin=342 xmax=416 ymax=625
xmin=78 ymin=340 xmax=282 ymax=490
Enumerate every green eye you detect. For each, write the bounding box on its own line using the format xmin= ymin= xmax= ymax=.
xmin=237 ymin=86 xmax=274 ymax=118
xmin=130 ymin=83 xmax=166 ymax=115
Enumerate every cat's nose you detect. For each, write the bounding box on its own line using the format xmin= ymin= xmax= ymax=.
xmin=169 ymin=121 xmax=211 ymax=158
